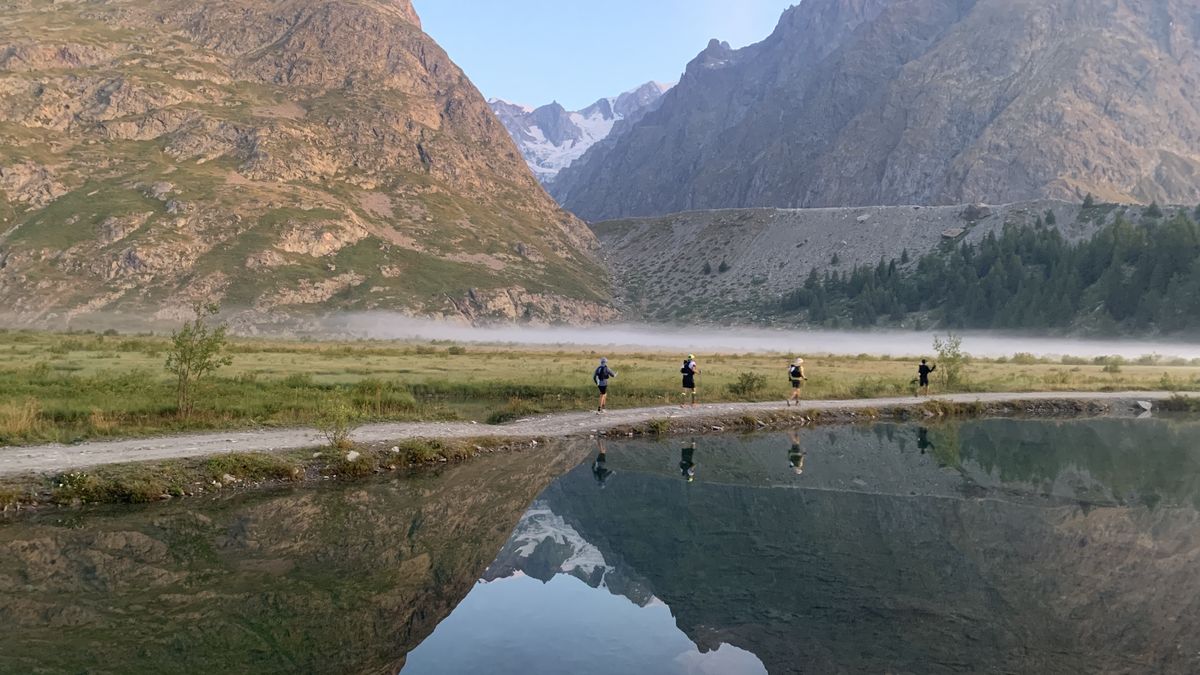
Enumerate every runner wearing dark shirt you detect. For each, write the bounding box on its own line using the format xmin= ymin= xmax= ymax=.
xmin=918 ymin=359 xmax=937 ymax=397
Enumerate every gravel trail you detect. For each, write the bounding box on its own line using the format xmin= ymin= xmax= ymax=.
xmin=0 ymin=391 xmax=1179 ymax=476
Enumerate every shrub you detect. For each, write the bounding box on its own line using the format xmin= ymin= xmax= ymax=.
xmin=646 ymin=419 xmax=672 ymax=435
xmin=0 ymin=398 xmax=45 ymax=442
xmin=727 ymin=372 xmax=768 ymax=398
xmin=1011 ymin=352 xmax=1040 ymax=365
xmin=933 ymin=333 xmax=968 ymax=390
xmin=486 ymin=398 xmax=540 ymax=425
xmin=315 ymin=393 xmax=358 ymax=450
xmin=447 ymin=345 xmax=467 ymax=356
xmin=165 ymin=303 xmax=232 ymax=419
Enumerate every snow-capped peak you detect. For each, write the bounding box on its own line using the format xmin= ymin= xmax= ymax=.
xmin=490 ymin=81 xmax=673 ymax=184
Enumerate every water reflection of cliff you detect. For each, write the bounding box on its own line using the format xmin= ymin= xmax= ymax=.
xmin=0 ymin=445 xmax=586 ymax=674
xmin=507 ymin=420 xmax=1200 ymax=674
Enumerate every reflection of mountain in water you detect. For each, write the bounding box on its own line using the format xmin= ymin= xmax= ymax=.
xmin=484 ymin=501 xmax=657 ymax=608
xmin=0 ymin=445 xmax=586 ymax=674
xmin=527 ymin=420 xmax=1200 ymax=674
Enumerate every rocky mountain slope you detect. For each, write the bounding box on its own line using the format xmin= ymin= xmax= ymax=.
xmin=554 ymin=0 xmax=1200 ymax=221
xmin=593 ymin=200 xmax=1179 ymax=323
xmin=489 ymin=81 xmax=670 ymax=184
xmin=0 ymin=0 xmax=614 ymax=327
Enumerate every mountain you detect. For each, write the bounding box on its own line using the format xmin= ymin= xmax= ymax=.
xmin=489 ymin=81 xmax=670 ymax=184
xmin=0 ymin=0 xmax=614 ymax=327
xmin=553 ymin=0 xmax=1200 ymax=221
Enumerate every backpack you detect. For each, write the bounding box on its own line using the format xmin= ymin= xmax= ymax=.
xmin=789 ymin=365 xmax=801 ymax=378
xmin=680 ymin=361 xmax=692 ymax=375
xmin=594 ymin=366 xmax=608 ymax=383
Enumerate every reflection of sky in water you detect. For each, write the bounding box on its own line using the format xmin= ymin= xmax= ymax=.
xmin=401 ymin=574 xmax=767 ymax=675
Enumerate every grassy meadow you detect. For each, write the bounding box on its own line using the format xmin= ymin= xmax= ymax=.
xmin=1 ymin=328 xmax=1199 ymax=445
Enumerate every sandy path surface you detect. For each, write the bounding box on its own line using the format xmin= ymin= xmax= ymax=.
xmin=0 ymin=391 xmax=1180 ymax=476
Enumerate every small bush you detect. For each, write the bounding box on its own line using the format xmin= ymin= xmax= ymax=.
xmin=447 ymin=345 xmax=467 ymax=356
xmin=1162 ymin=395 xmax=1200 ymax=412
xmin=486 ymin=398 xmax=540 ymax=425
xmin=315 ymin=393 xmax=358 ymax=450
xmin=727 ymin=372 xmax=768 ymax=398
xmin=1061 ymin=355 xmax=1089 ymax=366
xmin=0 ymin=398 xmax=45 ymax=442
xmin=204 ymin=453 xmax=299 ymax=482
xmin=1011 ymin=352 xmax=1040 ymax=365
xmin=646 ymin=419 xmax=672 ymax=436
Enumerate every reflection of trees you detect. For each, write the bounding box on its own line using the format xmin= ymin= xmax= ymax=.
xmin=0 ymin=445 xmax=586 ymax=674
xmin=957 ymin=418 xmax=1200 ymax=508
xmin=543 ymin=458 xmax=1200 ymax=675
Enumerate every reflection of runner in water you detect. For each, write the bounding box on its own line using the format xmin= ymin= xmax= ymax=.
xmin=680 ymin=440 xmax=697 ymax=482
xmin=787 ymin=429 xmax=806 ymax=475
xmin=592 ymin=438 xmax=613 ymax=488
xmin=917 ymin=427 xmax=935 ymax=455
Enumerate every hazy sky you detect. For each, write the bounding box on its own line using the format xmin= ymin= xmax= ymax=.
xmin=413 ymin=0 xmax=795 ymax=110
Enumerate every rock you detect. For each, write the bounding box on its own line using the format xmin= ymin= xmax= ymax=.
xmin=856 ymin=214 xmax=871 ymax=223
xmin=345 ymin=450 xmax=361 ymax=462
xmin=221 ymin=473 xmax=238 ymax=484
xmin=941 ymin=228 xmax=966 ymax=240
xmin=1135 ymin=401 xmax=1154 ymax=412
xmin=390 ymin=446 xmax=401 ymax=454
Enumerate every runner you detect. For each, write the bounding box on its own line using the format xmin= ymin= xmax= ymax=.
xmin=592 ymin=437 xmax=613 ymax=488
xmin=787 ymin=429 xmax=806 ymax=475
xmin=679 ymin=439 xmax=697 ymax=482
xmin=918 ymin=359 xmax=937 ymax=397
xmin=593 ymin=357 xmax=616 ymax=414
xmin=786 ymin=357 xmax=808 ymax=407
xmin=680 ymin=354 xmax=700 ymax=408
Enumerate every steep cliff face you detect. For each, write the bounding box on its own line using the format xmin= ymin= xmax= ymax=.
xmin=0 ymin=0 xmax=613 ymax=326
xmin=554 ymin=0 xmax=1200 ymax=220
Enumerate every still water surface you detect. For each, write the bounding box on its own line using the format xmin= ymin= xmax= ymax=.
xmin=2 ymin=417 xmax=1199 ymax=674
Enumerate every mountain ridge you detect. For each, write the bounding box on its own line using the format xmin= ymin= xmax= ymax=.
xmin=0 ymin=0 xmax=614 ymax=327
xmin=553 ymin=0 xmax=1200 ymax=221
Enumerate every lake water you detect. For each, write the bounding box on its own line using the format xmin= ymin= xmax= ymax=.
xmin=2 ymin=417 xmax=1199 ymax=674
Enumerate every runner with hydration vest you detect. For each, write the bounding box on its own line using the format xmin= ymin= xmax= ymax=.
xmin=593 ymin=357 xmax=616 ymax=414
xmin=680 ymin=354 xmax=699 ymax=408
xmin=786 ymin=357 xmax=808 ymax=407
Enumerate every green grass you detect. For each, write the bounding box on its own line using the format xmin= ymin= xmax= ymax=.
xmin=0 ymin=329 xmax=1198 ymax=445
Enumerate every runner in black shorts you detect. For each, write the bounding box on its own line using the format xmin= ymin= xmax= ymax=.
xmin=680 ymin=354 xmax=699 ymax=408
xmin=593 ymin=357 xmax=616 ymax=413
xmin=918 ymin=359 xmax=936 ymax=397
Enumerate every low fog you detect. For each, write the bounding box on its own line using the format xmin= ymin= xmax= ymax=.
xmin=334 ymin=314 xmax=1200 ymax=361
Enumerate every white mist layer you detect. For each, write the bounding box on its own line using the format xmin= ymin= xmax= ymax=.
xmin=333 ymin=314 xmax=1200 ymax=360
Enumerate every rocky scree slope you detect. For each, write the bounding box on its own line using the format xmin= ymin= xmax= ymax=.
xmin=489 ymin=81 xmax=670 ymax=185
xmin=554 ymin=0 xmax=1200 ymax=221
xmin=0 ymin=0 xmax=614 ymax=327
xmin=593 ymin=200 xmax=1182 ymax=323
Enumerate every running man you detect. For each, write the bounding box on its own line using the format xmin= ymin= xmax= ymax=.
xmin=918 ymin=359 xmax=937 ymax=397
xmin=787 ymin=429 xmax=806 ymax=475
xmin=680 ymin=354 xmax=700 ymax=408
xmin=592 ymin=438 xmax=613 ymax=488
xmin=593 ymin=357 xmax=616 ymax=413
xmin=786 ymin=357 xmax=808 ymax=407
xmin=679 ymin=440 xmax=697 ymax=482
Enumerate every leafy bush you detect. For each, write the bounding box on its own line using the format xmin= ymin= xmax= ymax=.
xmin=315 ymin=393 xmax=358 ymax=450
xmin=727 ymin=372 xmax=768 ymax=398
xmin=933 ymin=333 xmax=968 ymax=390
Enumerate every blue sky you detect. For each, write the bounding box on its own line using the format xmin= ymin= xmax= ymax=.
xmin=413 ymin=0 xmax=796 ymax=110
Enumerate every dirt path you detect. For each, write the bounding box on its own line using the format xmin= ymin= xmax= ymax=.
xmin=0 ymin=391 xmax=1181 ymax=476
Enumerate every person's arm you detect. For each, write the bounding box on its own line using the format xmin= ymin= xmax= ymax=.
xmin=609 ymin=368 xmax=616 ymax=379
xmin=931 ymin=365 xmax=937 ymax=372
xmin=800 ymin=366 xmax=807 ymax=380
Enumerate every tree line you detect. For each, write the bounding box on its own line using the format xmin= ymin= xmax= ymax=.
xmin=781 ymin=211 xmax=1200 ymax=334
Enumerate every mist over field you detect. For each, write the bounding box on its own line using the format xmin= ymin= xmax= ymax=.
xmin=336 ymin=314 xmax=1200 ymax=360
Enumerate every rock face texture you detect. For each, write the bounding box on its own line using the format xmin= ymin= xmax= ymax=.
xmin=0 ymin=0 xmax=613 ymax=326
xmin=489 ymin=81 xmax=670 ymax=184
xmin=553 ymin=0 xmax=1200 ymax=221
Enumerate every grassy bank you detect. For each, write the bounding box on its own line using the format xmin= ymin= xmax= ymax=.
xmin=0 ymin=436 xmax=522 ymax=510
xmin=1 ymin=328 xmax=1199 ymax=445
